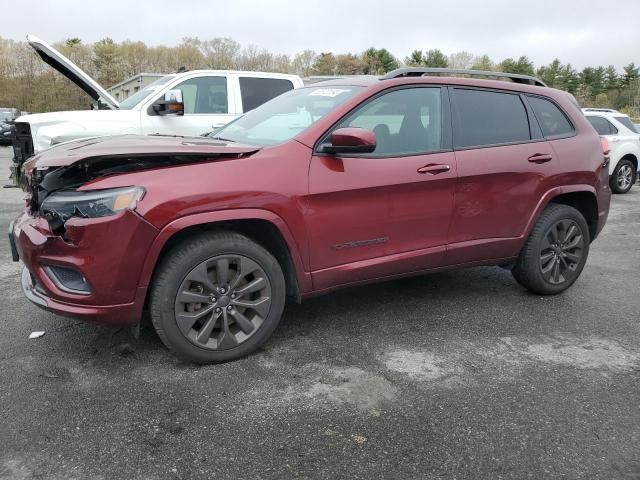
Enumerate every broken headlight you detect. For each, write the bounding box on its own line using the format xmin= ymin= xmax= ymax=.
xmin=40 ymin=186 xmax=145 ymax=221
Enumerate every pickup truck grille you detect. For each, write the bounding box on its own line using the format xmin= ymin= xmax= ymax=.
xmin=11 ymin=122 xmax=34 ymax=189
xmin=12 ymin=122 xmax=34 ymax=165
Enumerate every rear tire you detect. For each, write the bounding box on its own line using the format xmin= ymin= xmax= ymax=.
xmin=150 ymin=231 xmax=286 ymax=363
xmin=610 ymin=159 xmax=636 ymax=194
xmin=512 ymin=204 xmax=590 ymax=295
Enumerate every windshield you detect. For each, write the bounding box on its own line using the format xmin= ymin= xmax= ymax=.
xmin=118 ymin=76 xmax=174 ymax=109
xmin=211 ymin=86 xmax=364 ymax=146
xmin=0 ymin=112 xmax=12 ymax=122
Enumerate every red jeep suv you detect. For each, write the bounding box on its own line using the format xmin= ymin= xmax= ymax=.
xmin=9 ymin=68 xmax=611 ymax=363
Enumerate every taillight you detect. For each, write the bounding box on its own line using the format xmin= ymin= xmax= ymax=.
xmin=600 ymin=137 xmax=610 ymax=169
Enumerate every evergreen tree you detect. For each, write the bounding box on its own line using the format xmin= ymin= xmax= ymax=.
xmin=423 ymin=49 xmax=448 ymax=68
xmin=405 ymin=50 xmax=424 ymax=67
xmin=362 ymin=47 xmax=399 ymax=74
xmin=499 ymin=56 xmax=534 ymax=75
xmin=604 ymin=65 xmax=619 ymax=90
xmin=622 ymin=62 xmax=639 ymax=87
xmin=537 ymin=59 xmax=563 ymax=88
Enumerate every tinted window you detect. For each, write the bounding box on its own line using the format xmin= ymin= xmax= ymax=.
xmin=339 ymin=87 xmax=442 ymax=155
xmin=528 ymin=96 xmax=575 ymax=138
xmin=452 ymin=89 xmax=530 ymax=148
xmin=586 ymin=116 xmax=617 ymax=135
xmin=614 ymin=116 xmax=638 ymax=133
xmin=240 ymin=77 xmax=294 ymax=112
xmin=174 ymin=76 xmax=228 ymax=114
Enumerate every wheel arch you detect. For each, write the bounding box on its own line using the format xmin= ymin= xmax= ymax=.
xmin=139 ymin=210 xmax=312 ymax=304
xmin=525 ymin=186 xmax=599 ymax=243
xmin=610 ymin=146 xmax=639 ymax=173
xmin=619 ymin=153 xmax=638 ymax=172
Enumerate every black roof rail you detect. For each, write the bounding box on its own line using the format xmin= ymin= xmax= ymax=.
xmin=381 ymin=68 xmax=547 ymax=87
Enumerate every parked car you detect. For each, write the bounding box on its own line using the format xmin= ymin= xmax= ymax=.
xmin=0 ymin=109 xmax=19 ymax=146
xmin=582 ymin=108 xmax=639 ymax=193
xmin=0 ymin=108 xmax=21 ymax=120
xmin=0 ymin=117 xmax=13 ymax=146
xmin=11 ymin=35 xmax=303 ymax=182
xmin=0 ymin=125 xmax=12 ymax=145
xmin=10 ymin=68 xmax=611 ymax=363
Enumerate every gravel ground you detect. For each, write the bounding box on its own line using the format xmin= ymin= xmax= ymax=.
xmin=0 ymin=145 xmax=639 ymax=479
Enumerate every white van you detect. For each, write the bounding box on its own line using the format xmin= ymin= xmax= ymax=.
xmin=13 ymin=35 xmax=303 ymax=160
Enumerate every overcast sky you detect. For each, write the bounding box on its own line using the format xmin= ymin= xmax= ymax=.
xmin=4 ymin=0 xmax=640 ymax=70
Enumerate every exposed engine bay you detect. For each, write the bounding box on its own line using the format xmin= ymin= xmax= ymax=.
xmin=26 ymin=153 xmax=246 ymax=234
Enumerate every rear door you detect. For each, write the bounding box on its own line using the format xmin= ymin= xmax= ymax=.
xmin=238 ymin=76 xmax=295 ymax=113
xmin=446 ymin=88 xmax=565 ymax=264
xmin=611 ymin=115 xmax=640 ymax=157
xmin=305 ymin=86 xmax=457 ymax=290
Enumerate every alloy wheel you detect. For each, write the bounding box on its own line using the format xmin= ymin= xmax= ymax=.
xmin=174 ymin=255 xmax=272 ymax=350
xmin=617 ymin=164 xmax=633 ymax=191
xmin=539 ymin=219 xmax=585 ymax=285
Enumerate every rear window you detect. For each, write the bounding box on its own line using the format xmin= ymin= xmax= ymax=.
xmin=239 ymin=77 xmax=294 ymax=112
xmin=614 ymin=116 xmax=638 ymax=133
xmin=528 ymin=96 xmax=575 ymax=138
xmin=452 ymin=89 xmax=530 ymax=148
xmin=586 ymin=116 xmax=618 ymax=136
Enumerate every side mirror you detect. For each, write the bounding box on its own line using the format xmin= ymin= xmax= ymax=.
xmin=152 ymin=89 xmax=185 ymax=116
xmin=322 ymin=127 xmax=376 ymax=154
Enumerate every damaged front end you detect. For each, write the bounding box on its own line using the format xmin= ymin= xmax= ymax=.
xmin=26 ymin=153 xmax=228 ymax=233
xmin=39 ymin=186 xmax=145 ymax=233
xmin=11 ymin=136 xmax=261 ymax=325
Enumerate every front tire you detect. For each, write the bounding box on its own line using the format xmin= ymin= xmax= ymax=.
xmin=512 ymin=204 xmax=589 ymax=295
xmin=150 ymin=231 xmax=286 ymax=363
xmin=610 ymin=159 xmax=636 ymax=194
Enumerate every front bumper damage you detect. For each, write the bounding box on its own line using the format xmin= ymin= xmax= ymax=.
xmin=12 ymin=209 xmax=158 ymax=325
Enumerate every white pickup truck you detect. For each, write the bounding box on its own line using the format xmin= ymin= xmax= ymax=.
xmin=12 ymin=35 xmax=303 ymax=166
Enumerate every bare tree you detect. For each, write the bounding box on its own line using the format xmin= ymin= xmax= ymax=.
xmin=448 ymin=51 xmax=474 ymax=69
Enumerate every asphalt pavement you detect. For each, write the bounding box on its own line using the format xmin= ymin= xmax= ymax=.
xmin=0 ymin=145 xmax=639 ymax=479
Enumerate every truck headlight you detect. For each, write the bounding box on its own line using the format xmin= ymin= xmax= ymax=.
xmin=40 ymin=186 xmax=145 ymax=220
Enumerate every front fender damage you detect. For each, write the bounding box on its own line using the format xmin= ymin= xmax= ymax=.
xmin=27 ymin=153 xmax=246 ymax=234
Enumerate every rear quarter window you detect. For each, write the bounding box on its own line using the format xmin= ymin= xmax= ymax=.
xmin=586 ymin=116 xmax=618 ymax=135
xmin=451 ymin=88 xmax=530 ymax=148
xmin=613 ymin=116 xmax=638 ymax=133
xmin=528 ymin=96 xmax=575 ymax=138
xmin=239 ymin=77 xmax=294 ymax=112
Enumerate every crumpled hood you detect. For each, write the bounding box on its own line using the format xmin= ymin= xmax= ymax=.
xmin=23 ymin=134 xmax=262 ymax=172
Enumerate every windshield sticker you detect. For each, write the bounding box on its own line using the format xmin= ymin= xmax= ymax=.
xmin=309 ymin=88 xmax=349 ymax=98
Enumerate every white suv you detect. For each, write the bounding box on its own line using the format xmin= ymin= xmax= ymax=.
xmin=12 ymin=36 xmax=303 ymax=159
xmin=583 ymin=108 xmax=640 ymax=194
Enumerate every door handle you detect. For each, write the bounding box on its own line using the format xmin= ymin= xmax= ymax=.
xmin=212 ymin=123 xmax=227 ymax=129
xmin=609 ymin=136 xmax=620 ymax=142
xmin=417 ymin=164 xmax=450 ymax=174
xmin=527 ymin=153 xmax=553 ymax=164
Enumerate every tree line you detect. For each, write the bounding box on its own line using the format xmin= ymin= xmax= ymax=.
xmin=0 ymin=36 xmax=638 ymax=117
